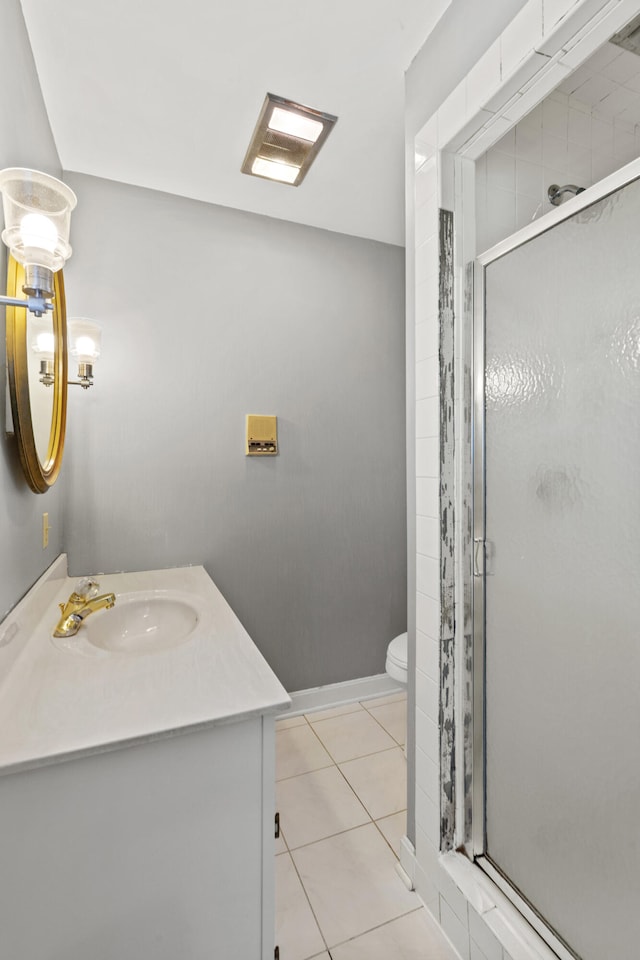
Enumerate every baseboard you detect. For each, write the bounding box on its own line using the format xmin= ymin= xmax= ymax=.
xmin=279 ymin=673 xmax=404 ymax=719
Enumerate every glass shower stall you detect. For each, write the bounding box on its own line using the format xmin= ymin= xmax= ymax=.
xmin=472 ymin=162 xmax=640 ymax=960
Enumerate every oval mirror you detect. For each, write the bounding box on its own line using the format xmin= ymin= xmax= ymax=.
xmin=5 ymin=255 xmax=67 ymax=493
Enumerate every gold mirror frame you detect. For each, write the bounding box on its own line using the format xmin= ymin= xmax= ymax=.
xmin=6 ymin=255 xmax=67 ymax=493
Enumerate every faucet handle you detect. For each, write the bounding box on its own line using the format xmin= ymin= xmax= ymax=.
xmin=74 ymin=577 xmax=100 ymax=600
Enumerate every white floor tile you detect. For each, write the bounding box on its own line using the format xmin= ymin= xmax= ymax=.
xmin=375 ymin=810 xmax=407 ymax=859
xmin=276 ymin=725 xmax=334 ymax=781
xmin=339 ymin=747 xmax=407 ymax=820
xmin=366 ymin=699 xmax=407 ymax=745
xmin=276 ymin=766 xmax=370 ymax=849
xmin=291 ymin=823 xmax=418 ymax=947
xmin=277 ymin=714 xmax=309 ymax=730
xmin=309 ymin=710 xmax=396 ymax=763
xmin=275 ymin=853 xmax=326 ymax=960
xmin=304 ymin=702 xmax=364 ymax=723
xmin=330 ymin=907 xmax=460 ymax=959
xmin=363 ymin=691 xmax=407 ymax=709
xmin=275 ymin=827 xmax=288 ymax=855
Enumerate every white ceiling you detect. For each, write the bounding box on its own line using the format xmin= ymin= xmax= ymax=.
xmin=20 ymin=0 xmax=451 ymax=247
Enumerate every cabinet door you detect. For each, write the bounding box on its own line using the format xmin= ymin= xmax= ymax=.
xmin=0 ymin=719 xmax=266 ymax=959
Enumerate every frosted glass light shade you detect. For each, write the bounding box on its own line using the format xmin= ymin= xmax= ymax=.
xmin=0 ymin=168 xmax=77 ymax=273
xmin=68 ymin=317 xmax=102 ymax=364
xmin=268 ymin=107 xmax=323 ymax=143
xmin=251 ymin=157 xmax=300 ymax=184
xmin=30 ymin=316 xmax=55 ymax=361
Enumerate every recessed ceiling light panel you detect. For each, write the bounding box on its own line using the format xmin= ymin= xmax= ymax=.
xmin=242 ymin=93 xmax=338 ymax=187
xmin=251 ymin=157 xmax=299 ymax=184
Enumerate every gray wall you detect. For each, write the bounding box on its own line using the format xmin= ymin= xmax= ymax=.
xmin=62 ymin=173 xmax=406 ymax=692
xmin=0 ymin=0 xmax=66 ymax=618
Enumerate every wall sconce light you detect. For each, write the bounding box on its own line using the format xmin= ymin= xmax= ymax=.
xmin=241 ymin=93 xmax=338 ymax=187
xmin=29 ymin=313 xmax=56 ymax=385
xmin=29 ymin=315 xmax=102 ymax=389
xmin=0 ymin=169 xmax=101 ymax=391
xmin=0 ymin=167 xmax=76 ymax=316
xmin=68 ymin=318 xmax=102 ymax=389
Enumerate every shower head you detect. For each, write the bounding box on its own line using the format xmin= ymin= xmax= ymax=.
xmin=548 ymin=183 xmax=586 ymax=206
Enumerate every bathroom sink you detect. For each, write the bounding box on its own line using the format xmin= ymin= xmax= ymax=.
xmin=53 ymin=590 xmax=201 ymax=657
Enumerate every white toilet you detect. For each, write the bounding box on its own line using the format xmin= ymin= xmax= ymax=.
xmin=385 ymin=632 xmax=408 ymax=685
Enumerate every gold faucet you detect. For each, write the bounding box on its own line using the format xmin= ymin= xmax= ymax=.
xmin=53 ymin=577 xmax=116 ymax=638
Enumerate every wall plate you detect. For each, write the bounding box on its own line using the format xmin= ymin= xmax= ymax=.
xmin=246 ymin=415 xmax=277 ymax=455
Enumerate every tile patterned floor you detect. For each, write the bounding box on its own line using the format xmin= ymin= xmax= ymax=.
xmin=274 ymin=693 xmax=459 ymax=959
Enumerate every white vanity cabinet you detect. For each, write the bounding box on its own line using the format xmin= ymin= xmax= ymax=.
xmin=0 ymin=715 xmax=277 ymax=959
xmin=0 ymin=560 xmax=289 ymax=960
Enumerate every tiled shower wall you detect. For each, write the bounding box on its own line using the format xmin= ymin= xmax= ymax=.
xmin=476 ymin=88 xmax=640 ymax=251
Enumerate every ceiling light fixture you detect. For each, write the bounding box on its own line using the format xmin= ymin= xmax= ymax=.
xmin=242 ymin=93 xmax=338 ymax=187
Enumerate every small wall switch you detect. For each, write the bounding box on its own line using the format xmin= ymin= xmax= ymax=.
xmin=246 ymin=415 xmax=278 ymax=455
xmin=42 ymin=513 xmax=50 ymax=549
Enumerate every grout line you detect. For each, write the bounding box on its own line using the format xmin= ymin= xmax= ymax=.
xmin=331 ymin=754 xmax=390 ymax=827
xmin=285 ymin=819 xmax=373 ymax=854
xmin=338 ymin=744 xmax=404 ymax=767
xmin=326 ymin=742 xmax=401 ymax=766
xmin=288 ymin=823 xmax=421 ymax=956
xmin=325 ymin=905 xmax=424 ymax=952
xmin=372 ymin=817 xmax=397 ymax=857
xmin=279 ymin=737 xmax=369 ymax=950
xmin=359 ymin=706 xmax=406 ymax=748
xmin=275 ymin=701 xmax=409 ymax=954
xmin=286 ymin=849 xmax=331 ymax=955
xmin=307 ymin=713 xmax=403 ymax=766
xmin=276 ymin=760 xmax=335 ymax=783
xmin=303 ymin=703 xmax=365 ymax=724
xmin=371 ymin=813 xmax=406 ymax=861
xmin=278 ymin=825 xmax=289 ymax=853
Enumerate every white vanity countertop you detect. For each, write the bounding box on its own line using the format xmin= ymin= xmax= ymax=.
xmin=0 ymin=559 xmax=290 ymax=775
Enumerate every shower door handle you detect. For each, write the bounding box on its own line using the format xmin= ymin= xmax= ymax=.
xmin=473 ymin=539 xmax=484 ymax=577
xmin=474 ymin=539 xmax=495 ymax=576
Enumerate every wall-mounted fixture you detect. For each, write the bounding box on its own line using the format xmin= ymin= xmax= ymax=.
xmin=29 ymin=315 xmax=102 ymax=390
xmin=548 ymin=183 xmax=585 ymax=206
xmin=246 ymin=415 xmax=278 ymax=455
xmin=0 ymin=168 xmax=90 ymax=492
xmin=0 ymin=168 xmax=76 ymax=316
xmin=241 ymin=93 xmax=338 ymax=187
xmin=29 ymin=313 xmax=56 ymax=386
xmin=68 ymin=318 xmax=102 ymax=389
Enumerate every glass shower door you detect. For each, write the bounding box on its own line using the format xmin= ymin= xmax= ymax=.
xmin=477 ymin=170 xmax=640 ymax=960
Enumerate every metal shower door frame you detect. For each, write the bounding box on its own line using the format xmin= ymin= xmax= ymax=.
xmin=470 ymin=155 xmax=640 ymax=960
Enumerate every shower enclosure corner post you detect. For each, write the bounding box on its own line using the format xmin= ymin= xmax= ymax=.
xmin=452 ymin=153 xmax=477 ymax=856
